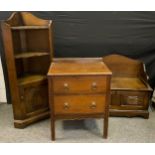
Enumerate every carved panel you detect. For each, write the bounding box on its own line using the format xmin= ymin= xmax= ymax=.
xmin=21 ymin=83 xmax=48 ymax=114
xmin=121 ymin=95 xmax=144 ymax=106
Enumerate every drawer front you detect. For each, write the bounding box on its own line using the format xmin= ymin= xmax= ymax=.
xmin=110 ymin=90 xmax=150 ymax=110
xmin=52 ymin=76 xmax=107 ymax=94
xmin=54 ymin=95 xmax=106 ymax=114
xmin=121 ymin=95 xmax=144 ymax=106
xmin=119 ymin=91 xmax=146 ymax=106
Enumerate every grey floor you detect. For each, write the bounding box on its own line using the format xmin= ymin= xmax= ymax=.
xmin=0 ymin=103 xmax=155 ymax=143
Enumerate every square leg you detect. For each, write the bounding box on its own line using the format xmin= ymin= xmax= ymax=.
xmin=103 ymin=117 xmax=108 ymax=138
xmin=51 ymin=119 xmax=55 ymax=141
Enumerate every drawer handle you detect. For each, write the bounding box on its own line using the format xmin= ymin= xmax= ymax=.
xmin=20 ymin=95 xmax=24 ymax=100
xmin=90 ymin=101 xmax=96 ymax=109
xmin=64 ymin=83 xmax=69 ymax=91
xmin=92 ymin=82 xmax=97 ymax=90
xmin=64 ymin=102 xmax=70 ymax=109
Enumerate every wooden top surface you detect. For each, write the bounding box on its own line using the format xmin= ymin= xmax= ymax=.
xmin=48 ymin=58 xmax=112 ymax=76
xmin=111 ymin=77 xmax=150 ymax=91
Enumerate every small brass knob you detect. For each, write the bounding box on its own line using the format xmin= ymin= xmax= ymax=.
xmin=90 ymin=101 xmax=96 ymax=109
xmin=20 ymin=95 xmax=24 ymax=100
xmin=64 ymin=83 xmax=69 ymax=90
xmin=92 ymin=82 xmax=97 ymax=90
xmin=64 ymin=102 xmax=70 ymax=109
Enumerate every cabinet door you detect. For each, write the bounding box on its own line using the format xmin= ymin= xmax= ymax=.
xmin=110 ymin=90 xmax=150 ymax=110
xmin=121 ymin=94 xmax=143 ymax=106
xmin=119 ymin=91 xmax=148 ymax=110
xmin=19 ymin=82 xmax=49 ymax=116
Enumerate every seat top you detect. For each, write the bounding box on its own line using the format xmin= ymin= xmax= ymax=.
xmin=111 ymin=77 xmax=150 ymax=91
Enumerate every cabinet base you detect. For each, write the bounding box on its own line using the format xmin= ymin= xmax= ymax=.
xmin=14 ymin=111 xmax=50 ymax=128
xmin=110 ymin=109 xmax=149 ymax=119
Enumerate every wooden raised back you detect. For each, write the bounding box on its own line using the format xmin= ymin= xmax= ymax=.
xmin=102 ymin=54 xmax=146 ymax=79
xmin=6 ymin=12 xmax=50 ymax=26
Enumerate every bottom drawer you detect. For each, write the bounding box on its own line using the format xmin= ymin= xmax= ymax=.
xmin=54 ymin=95 xmax=106 ymax=114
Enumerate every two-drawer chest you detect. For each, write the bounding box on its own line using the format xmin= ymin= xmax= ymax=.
xmin=47 ymin=58 xmax=112 ymax=140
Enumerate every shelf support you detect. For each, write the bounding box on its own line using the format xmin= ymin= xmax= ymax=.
xmin=19 ymin=30 xmax=28 ymax=74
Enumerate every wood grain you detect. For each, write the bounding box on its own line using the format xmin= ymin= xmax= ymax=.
xmin=52 ymin=76 xmax=107 ymax=94
xmin=54 ymin=94 xmax=106 ymax=114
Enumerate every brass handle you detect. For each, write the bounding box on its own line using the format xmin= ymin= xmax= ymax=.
xmin=20 ymin=95 xmax=24 ymax=100
xmin=92 ymin=82 xmax=97 ymax=90
xmin=90 ymin=101 xmax=96 ymax=109
xmin=64 ymin=102 xmax=70 ymax=109
xmin=64 ymin=83 xmax=69 ymax=90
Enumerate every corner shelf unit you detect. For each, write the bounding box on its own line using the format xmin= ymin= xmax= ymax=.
xmin=1 ymin=12 xmax=54 ymax=128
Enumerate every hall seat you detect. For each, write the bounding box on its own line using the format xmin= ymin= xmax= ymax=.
xmin=103 ymin=54 xmax=152 ymax=118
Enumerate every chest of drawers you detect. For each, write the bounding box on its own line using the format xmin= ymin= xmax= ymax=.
xmin=47 ymin=58 xmax=112 ymax=140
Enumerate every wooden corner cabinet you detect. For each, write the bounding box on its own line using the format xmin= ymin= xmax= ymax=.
xmin=103 ymin=54 xmax=153 ymax=118
xmin=1 ymin=12 xmax=54 ymax=128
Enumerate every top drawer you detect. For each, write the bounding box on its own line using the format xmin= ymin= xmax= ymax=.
xmin=52 ymin=76 xmax=107 ymax=94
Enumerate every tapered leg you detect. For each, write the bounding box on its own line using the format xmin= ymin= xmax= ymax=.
xmin=51 ymin=119 xmax=55 ymax=141
xmin=103 ymin=116 xmax=108 ymax=139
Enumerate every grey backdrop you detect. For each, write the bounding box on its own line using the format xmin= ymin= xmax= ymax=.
xmin=0 ymin=11 xmax=155 ymax=103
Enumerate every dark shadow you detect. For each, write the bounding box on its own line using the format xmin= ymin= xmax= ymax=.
xmin=85 ymin=119 xmax=102 ymax=137
xmin=62 ymin=120 xmax=86 ymax=130
xmin=62 ymin=119 xmax=102 ymax=137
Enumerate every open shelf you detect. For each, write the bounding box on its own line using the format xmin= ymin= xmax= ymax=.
xmin=18 ymin=74 xmax=47 ymax=86
xmin=14 ymin=52 xmax=50 ymax=59
xmin=11 ymin=26 xmax=49 ymax=30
